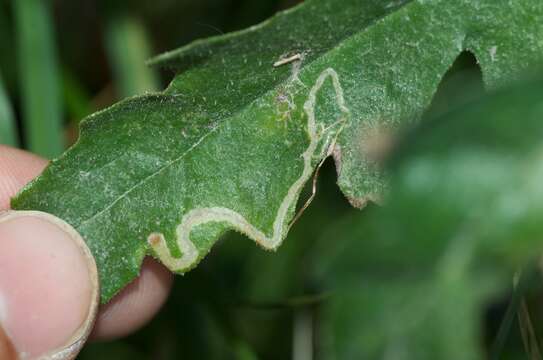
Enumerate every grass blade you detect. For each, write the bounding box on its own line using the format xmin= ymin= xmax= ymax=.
xmin=62 ymin=68 xmax=93 ymax=124
xmin=105 ymin=15 xmax=160 ymax=98
xmin=0 ymin=71 xmax=18 ymax=146
xmin=14 ymin=0 xmax=63 ymax=157
xmin=518 ymin=298 xmax=542 ymax=360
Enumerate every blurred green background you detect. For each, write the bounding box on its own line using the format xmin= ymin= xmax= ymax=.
xmin=0 ymin=0 xmax=300 ymax=156
xmin=1 ymin=0 xmax=543 ymax=359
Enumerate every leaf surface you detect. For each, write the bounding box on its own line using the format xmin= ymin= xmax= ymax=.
xmin=12 ymin=0 xmax=543 ymax=302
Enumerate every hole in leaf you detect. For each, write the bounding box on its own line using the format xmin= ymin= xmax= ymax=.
xmin=425 ymin=51 xmax=485 ymax=120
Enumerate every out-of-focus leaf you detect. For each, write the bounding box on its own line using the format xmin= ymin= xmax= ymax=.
xmin=313 ymin=77 xmax=543 ymax=359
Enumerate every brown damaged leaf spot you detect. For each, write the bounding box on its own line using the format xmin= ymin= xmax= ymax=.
xmin=346 ymin=193 xmax=382 ymax=209
xmin=148 ymin=233 xmax=162 ymax=246
xmin=332 ymin=143 xmax=343 ymax=176
xmin=358 ymin=124 xmax=397 ymax=165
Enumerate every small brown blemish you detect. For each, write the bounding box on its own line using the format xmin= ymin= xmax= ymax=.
xmin=332 ymin=144 xmax=343 ymax=176
xmin=0 ymin=323 xmax=18 ymax=359
xmin=359 ymin=125 xmax=396 ymax=164
xmin=347 ymin=193 xmax=382 ymax=209
xmin=148 ymin=233 xmax=162 ymax=246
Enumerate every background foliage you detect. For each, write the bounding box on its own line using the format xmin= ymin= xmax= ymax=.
xmin=1 ymin=0 xmax=543 ymax=359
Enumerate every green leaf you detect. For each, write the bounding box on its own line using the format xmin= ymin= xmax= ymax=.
xmin=12 ymin=0 xmax=543 ymax=303
xmin=312 ymin=77 xmax=543 ymax=359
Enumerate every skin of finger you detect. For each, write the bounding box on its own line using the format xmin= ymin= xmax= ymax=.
xmin=92 ymin=258 xmax=173 ymax=340
xmin=0 ymin=213 xmax=97 ymax=358
xmin=0 ymin=146 xmax=174 ymax=340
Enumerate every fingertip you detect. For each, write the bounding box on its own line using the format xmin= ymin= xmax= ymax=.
xmin=0 ymin=147 xmax=174 ymax=346
xmin=0 ymin=211 xmax=99 ymax=359
xmin=91 ymin=258 xmax=173 ymax=341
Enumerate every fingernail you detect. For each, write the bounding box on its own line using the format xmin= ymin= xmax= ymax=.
xmin=0 ymin=211 xmax=99 ymax=359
